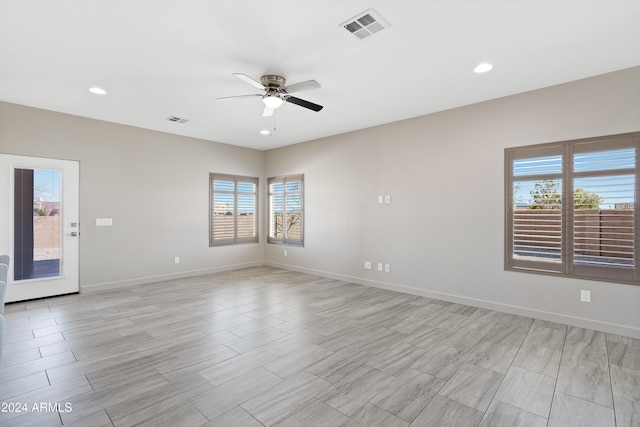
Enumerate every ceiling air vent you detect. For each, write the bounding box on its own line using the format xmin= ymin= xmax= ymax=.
xmin=341 ymin=9 xmax=389 ymax=39
xmin=166 ymin=115 xmax=189 ymax=124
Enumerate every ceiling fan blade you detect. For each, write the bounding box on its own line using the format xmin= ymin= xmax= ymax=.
xmin=215 ymin=94 xmax=262 ymax=101
xmin=233 ymin=73 xmax=265 ymax=90
xmin=285 ymin=96 xmax=323 ymax=112
xmin=263 ymin=106 xmax=274 ymax=117
xmin=283 ymin=80 xmax=321 ymax=94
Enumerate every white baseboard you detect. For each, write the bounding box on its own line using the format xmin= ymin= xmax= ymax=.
xmin=265 ymin=261 xmax=640 ymax=339
xmin=81 ymin=261 xmax=263 ymax=293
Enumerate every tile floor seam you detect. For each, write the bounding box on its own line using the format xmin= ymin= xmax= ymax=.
xmin=603 ymin=334 xmax=619 ymax=426
xmin=542 ymin=321 xmax=565 ymax=424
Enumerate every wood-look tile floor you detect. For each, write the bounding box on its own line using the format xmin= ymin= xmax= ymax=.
xmin=1 ymin=266 xmax=639 ymax=426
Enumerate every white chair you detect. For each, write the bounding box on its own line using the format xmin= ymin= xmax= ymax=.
xmin=0 ymin=256 xmax=6 ymax=364
xmin=0 ymin=255 xmax=11 ymax=306
xmin=0 ymin=260 xmax=7 ymax=282
xmin=0 ymin=265 xmax=7 ymax=315
xmin=0 ymin=313 xmax=4 ymax=364
xmin=0 ymin=256 xmax=8 ymax=363
xmin=0 ymin=280 xmax=5 ymax=314
xmin=0 ymin=263 xmax=7 ymax=314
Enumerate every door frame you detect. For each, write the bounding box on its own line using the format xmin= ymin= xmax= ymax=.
xmin=0 ymin=154 xmax=80 ymax=302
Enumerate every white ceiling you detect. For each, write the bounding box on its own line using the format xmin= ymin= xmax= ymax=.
xmin=1 ymin=1 xmax=639 ymax=151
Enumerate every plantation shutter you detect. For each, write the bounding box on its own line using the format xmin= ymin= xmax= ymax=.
xmin=210 ymin=174 xmax=258 ymax=246
xmin=268 ymin=175 xmax=304 ymax=246
xmin=508 ymin=147 xmax=564 ymax=273
xmin=506 ymin=132 xmax=640 ymax=285
xmin=269 ymin=180 xmax=284 ymax=241
xmin=285 ymin=179 xmax=303 ymax=243
xmin=571 ymin=139 xmax=637 ymax=282
xmin=236 ymin=179 xmax=258 ymax=242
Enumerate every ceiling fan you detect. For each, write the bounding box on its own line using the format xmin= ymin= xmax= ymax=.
xmin=216 ymin=73 xmax=323 ymax=117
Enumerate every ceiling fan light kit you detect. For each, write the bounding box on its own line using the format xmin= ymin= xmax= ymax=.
xmin=263 ymin=93 xmax=284 ymax=109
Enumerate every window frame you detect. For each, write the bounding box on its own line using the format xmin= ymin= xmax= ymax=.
xmin=505 ymin=132 xmax=640 ymax=285
xmin=267 ymin=174 xmax=304 ymax=246
xmin=209 ymin=173 xmax=259 ymax=247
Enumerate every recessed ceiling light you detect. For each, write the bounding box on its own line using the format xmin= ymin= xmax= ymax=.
xmin=88 ymin=87 xmax=107 ymax=95
xmin=474 ymin=63 xmax=493 ymax=73
xmin=260 ymin=130 xmax=271 ymax=136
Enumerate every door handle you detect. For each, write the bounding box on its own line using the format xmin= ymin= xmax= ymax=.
xmin=66 ymin=231 xmax=79 ymax=237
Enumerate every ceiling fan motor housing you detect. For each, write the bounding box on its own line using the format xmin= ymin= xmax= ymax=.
xmin=261 ymin=75 xmax=286 ymax=90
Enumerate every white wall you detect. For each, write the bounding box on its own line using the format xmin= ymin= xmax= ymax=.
xmin=264 ymin=66 xmax=640 ymax=338
xmin=0 ymin=101 xmax=265 ymax=289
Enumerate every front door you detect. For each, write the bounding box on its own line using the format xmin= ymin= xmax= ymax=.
xmin=0 ymin=154 xmax=79 ymax=302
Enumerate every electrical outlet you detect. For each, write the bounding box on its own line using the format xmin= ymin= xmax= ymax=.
xmin=364 ymin=261 xmax=371 ymax=270
xmin=580 ymin=290 xmax=591 ymax=302
xmin=377 ymin=263 xmax=383 ymax=271
xmin=385 ymin=195 xmax=391 ymax=204
xmin=384 ymin=264 xmax=390 ymax=272
xmin=378 ymin=195 xmax=384 ymax=204
xmin=284 ymin=250 xmax=288 ymax=257
xmin=174 ymin=256 xmax=180 ymax=264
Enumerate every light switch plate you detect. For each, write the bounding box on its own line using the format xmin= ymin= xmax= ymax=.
xmin=96 ymin=218 xmax=113 ymax=227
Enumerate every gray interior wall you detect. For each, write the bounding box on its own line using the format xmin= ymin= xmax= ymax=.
xmin=0 ymin=101 xmax=265 ymax=289
xmin=264 ymin=66 xmax=640 ymax=337
xmin=2 ymin=66 xmax=639 ymax=337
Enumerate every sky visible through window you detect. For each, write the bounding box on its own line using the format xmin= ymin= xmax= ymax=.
xmin=213 ymin=179 xmax=256 ymax=214
xmin=513 ymin=148 xmax=635 ymax=209
xmin=34 ymin=169 xmax=60 ymax=202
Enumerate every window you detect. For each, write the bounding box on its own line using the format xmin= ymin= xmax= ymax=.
xmin=209 ymin=174 xmax=258 ymax=246
xmin=268 ymin=174 xmax=304 ymax=246
xmin=506 ymin=132 xmax=640 ymax=285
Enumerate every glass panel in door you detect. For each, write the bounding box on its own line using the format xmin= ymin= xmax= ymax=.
xmin=14 ymin=168 xmax=62 ymax=281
